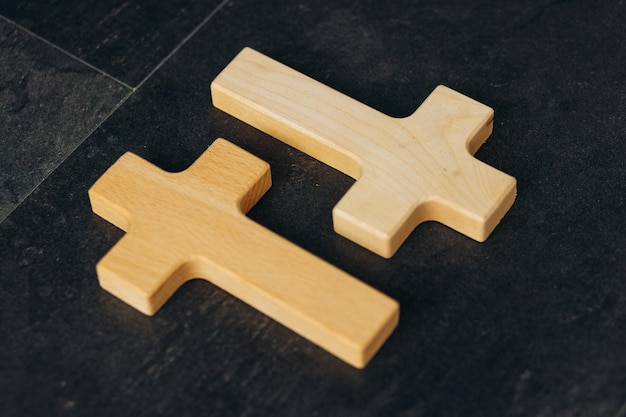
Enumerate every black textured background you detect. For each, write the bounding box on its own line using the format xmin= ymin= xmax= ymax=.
xmin=1 ymin=1 xmax=625 ymax=416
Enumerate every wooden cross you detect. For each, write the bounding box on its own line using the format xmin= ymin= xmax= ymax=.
xmin=211 ymin=48 xmax=517 ymax=258
xmin=89 ymin=139 xmax=398 ymax=368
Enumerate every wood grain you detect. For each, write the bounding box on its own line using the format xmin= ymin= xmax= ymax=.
xmin=88 ymin=138 xmax=399 ymax=368
xmin=211 ymin=48 xmax=517 ymax=257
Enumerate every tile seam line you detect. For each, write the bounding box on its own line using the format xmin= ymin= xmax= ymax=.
xmin=0 ymin=15 xmax=134 ymax=91
xmin=0 ymin=0 xmax=231 ymax=223
xmin=0 ymin=14 xmax=135 ymax=224
xmin=0 ymin=90 xmax=134 ymax=224
xmin=134 ymin=0 xmax=232 ymax=90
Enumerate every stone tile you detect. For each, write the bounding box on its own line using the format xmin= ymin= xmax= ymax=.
xmin=1 ymin=1 xmax=626 ymax=416
xmin=0 ymin=0 xmax=227 ymax=86
xmin=0 ymin=19 xmax=129 ymax=222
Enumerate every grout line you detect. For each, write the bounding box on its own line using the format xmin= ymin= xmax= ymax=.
xmin=0 ymin=89 xmax=134 ymax=224
xmin=2 ymin=0 xmax=231 ymax=91
xmin=0 ymin=15 xmax=136 ymax=223
xmin=0 ymin=15 xmax=135 ymax=91
xmin=0 ymin=0 xmax=230 ymax=222
xmin=134 ymin=0 xmax=231 ymax=90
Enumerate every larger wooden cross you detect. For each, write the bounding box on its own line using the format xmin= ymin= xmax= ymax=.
xmin=89 ymin=139 xmax=398 ymax=368
xmin=212 ymin=48 xmax=517 ymax=257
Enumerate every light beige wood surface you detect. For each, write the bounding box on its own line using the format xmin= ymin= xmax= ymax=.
xmin=89 ymin=138 xmax=399 ymax=368
xmin=211 ymin=48 xmax=517 ymax=258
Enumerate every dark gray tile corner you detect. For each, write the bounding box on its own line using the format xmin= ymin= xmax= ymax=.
xmin=0 ymin=19 xmax=130 ymax=222
xmin=0 ymin=0 xmax=229 ymax=86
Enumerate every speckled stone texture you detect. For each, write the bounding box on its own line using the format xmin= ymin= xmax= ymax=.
xmin=0 ymin=19 xmax=129 ymax=221
xmin=1 ymin=1 xmax=625 ymax=416
xmin=0 ymin=0 xmax=227 ymax=86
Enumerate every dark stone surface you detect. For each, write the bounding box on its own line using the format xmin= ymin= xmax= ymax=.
xmin=1 ymin=0 xmax=625 ymax=416
xmin=0 ymin=18 xmax=129 ymax=222
xmin=0 ymin=0 xmax=227 ymax=86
